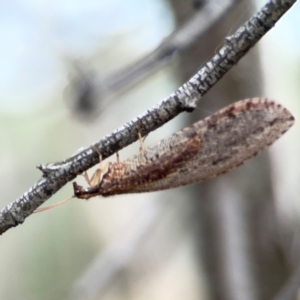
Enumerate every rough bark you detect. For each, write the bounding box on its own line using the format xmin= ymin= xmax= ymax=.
xmin=168 ymin=0 xmax=290 ymax=299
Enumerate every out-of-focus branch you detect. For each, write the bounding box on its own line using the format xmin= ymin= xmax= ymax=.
xmin=65 ymin=0 xmax=241 ymax=121
xmin=0 ymin=0 xmax=296 ymax=235
xmin=103 ymin=0 xmax=241 ymax=92
xmin=273 ymin=263 xmax=300 ymax=300
xmin=68 ymin=203 xmax=163 ymax=300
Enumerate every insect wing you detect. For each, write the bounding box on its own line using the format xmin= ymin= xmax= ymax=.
xmin=128 ymin=98 xmax=294 ymax=193
xmin=99 ymin=130 xmax=202 ymax=196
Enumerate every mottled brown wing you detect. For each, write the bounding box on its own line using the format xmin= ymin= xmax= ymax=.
xmin=99 ymin=130 xmax=202 ymax=196
xmin=126 ymin=98 xmax=294 ymax=193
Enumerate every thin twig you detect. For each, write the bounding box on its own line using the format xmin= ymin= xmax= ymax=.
xmin=65 ymin=0 xmax=241 ymax=121
xmin=0 ymin=0 xmax=297 ymax=235
xmin=102 ymin=0 xmax=241 ymax=94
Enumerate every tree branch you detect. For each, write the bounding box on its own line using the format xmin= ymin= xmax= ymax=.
xmin=102 ymin=0 xmax=241 ymax=95
xmin=65 ymin=0 xmax=241 ymax=121
xmin=0 ymin=0 xmax=296 ymax=235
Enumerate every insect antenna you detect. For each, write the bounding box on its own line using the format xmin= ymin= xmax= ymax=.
xmin=33 ymin=195 xmax=75 ymax=213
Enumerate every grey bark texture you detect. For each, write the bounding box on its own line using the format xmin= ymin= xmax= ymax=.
xmin=0 ymin=0 xmax=297 ymax=237
xmin=65 ymin=1 xmax=241 ymax=122
xmin=168 ymin=1 xmax=291 ymax=299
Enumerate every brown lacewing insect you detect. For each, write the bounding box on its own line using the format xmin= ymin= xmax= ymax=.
xmin=73 ymin=98 xmax=294 ymax=200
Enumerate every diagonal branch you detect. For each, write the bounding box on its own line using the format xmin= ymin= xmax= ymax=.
xmin=66 ymin=0 xmax=241 ymax=121
xmin=101 ymin=0 xmax=241 ymax=97
xmin=0 ymin=0 xmax=297 ymax=235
